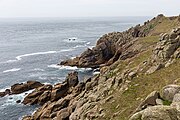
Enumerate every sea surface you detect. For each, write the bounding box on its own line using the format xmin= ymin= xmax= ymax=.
xmin=0 ymin=16 xmax=150 ymax=120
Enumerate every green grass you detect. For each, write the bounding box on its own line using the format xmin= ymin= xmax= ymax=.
xmin=101 ymin=59 xmax=180 ymax=120
xmin=97 ymin=16 xmax=180 ymax=120
xmin=163 ymin=100 xmax=172 ymax=106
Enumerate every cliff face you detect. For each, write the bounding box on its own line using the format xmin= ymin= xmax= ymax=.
xmin=21 ymin=15 xmax=180 ymax=120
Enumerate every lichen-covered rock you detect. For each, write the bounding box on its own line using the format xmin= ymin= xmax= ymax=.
xmin=161 ymin=84 xmax=180 ymax=102
xmin=130 ymin=105 xmax=180 ymax=120
xmin=135 ymin=91 xmax=159 ymax=112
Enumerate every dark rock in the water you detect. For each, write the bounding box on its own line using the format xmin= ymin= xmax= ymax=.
xmin=11 ymin=83 xmax=29 ymax=94
xmin=5 ymin=89 xmax=11 ymax=95
xmin=27 ymin=81 xmax=44 ymax=89
xmin=22 ymin=71 xmax=80 ymax=105
xmin=0 ymin=89 xmax=11 ymax=97
xmin=0 ymin=92 xmax=6 ymax=97
xmin=11 ymin=81 xmax=43 ymax=94
xmin=16 ymin=100 xmax=21 ymax=103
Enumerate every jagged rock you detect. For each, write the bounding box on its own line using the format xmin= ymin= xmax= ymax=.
xmin=22 ymin=116 xmax=32 ymax=120
xmin=173 ymin=93 xmax=180 ymax=103
xmin=135 ymin=91 xmax=159 ymax=112
xmin=0 ymin=89 xmax=11 ymax=97
xmin=16 ymin=100 xmax=21 ymax=103
xmin=11 ymin=83 xmax=29 ymax=94
xmin=66 ymin=71 xmax=79 ymax=87
xmin=11 ymin=81 xmax=43 ymax=94
xmin=27 ymin=81 xmax=43 ymax=89
xmin=130 ymin=105 xmax=180 ymax=120
xmin=38 ymin=91 xmax=51 ymax=105
xmin=161 ymin=84 xmax=180 ymax=102
xmin=51 ymin=83 xmax=68 ymax=101
xmin=56 ymin=108 xmax=70 ymax=120
xmin=0 ymin=92 xmax=6 ymax=97
xmin=60 ymin=21 xmax=150 ymax=68
xmin=23 ymin=84 xmax=52 ymax=105
xmin=146 ymin=64 xmax=163 ymax=74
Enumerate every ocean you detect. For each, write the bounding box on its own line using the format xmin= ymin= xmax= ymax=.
xmin=0 ymin=16 xmax=150 ymax=120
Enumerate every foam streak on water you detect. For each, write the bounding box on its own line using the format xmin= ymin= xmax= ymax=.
xmin=3 ymin=68 xmax=21 ymax=73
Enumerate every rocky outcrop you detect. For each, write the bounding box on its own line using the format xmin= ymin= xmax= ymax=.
xmin=146 ymin=27 xmax=180 ymax=74
xmin=22 ymin=71 xmax=81 ymax=106
xmin=0 ymin=81 xmax=43 ymax=97
xmin=0 ymin=89 xmax=11 ymax=97
xmin=130 ymin=84 xmax=180 ymax=120
xmin=21 ymin=68 xmax=124 ymax=120
xmin=11 ymin=81 xmax=43 ymax=94
xmin=59 ymin=16 xmax=162 ymax=68
xmin=130 ymin=105 xmax=180 ymax=120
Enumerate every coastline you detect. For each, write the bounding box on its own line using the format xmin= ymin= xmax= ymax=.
xmin=0 ymin=14 xmax=180 ymax=120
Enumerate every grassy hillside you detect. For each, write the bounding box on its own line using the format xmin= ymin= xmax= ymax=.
xmin=99 ymin=15 xmax=180 ymax=120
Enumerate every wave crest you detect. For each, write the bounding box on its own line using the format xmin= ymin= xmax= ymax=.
xmin=3 ymin=68 xmax=21 ymax=73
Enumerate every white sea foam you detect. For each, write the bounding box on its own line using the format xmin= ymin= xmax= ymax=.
xmin=16 ymin=51 xmax=57 ymax=60
xmin=3 ymin=68 xmax=21 ymax=73
xmin=48 ymin=64 xmax=92 ymax=72
xmin=60 ymin=48 xmax=74 ymax=52
xmin=93 ymin=71 xmax=100 ymax=75
xmin=48 ymin=64 xmax=78 ymax=70
xmin=0 ymin=87 xmax=10 ymax=92
xmin=88 ymin=46 xmax=95 ymax=49
xmin=86 ymin=42 xmax=91 ymax=45
xmin=1 ymin=89 xmax=34 ymax=107
xmin=3 ymin=51 xmax=58 ymax=64
xmin=71 ymin=56 xmax=76 ymax=59
xmin=73 ymin=45 xmax=85 ymax=49
xmin=34 ymin=68 xmax=45 ymax=71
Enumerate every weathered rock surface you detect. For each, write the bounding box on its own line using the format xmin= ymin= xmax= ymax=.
xmin=22 ymin=71 xmax=80 ymax=106
xmin=11 ymin=81 xmax=43 ymax=94
xmin=146 ymin=27 xmax=180 ymax=74
xmin=60 ymin=18 xmax=157 ymax=68
xmin=161 ymin=84 xmax=180 ymax=102
xmin=130 ymin=105 xmax=180 ymax=120
xmin=135 ymin=91 xmax=159 ymax=112
xmin=131 ymin=84 xmax=180 ymax=120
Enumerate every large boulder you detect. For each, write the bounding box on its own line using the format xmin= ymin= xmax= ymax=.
xmin=11 ymin=83 xmax=29 ymax=94
xmin=161 ymin=84 xmax=180 ymax=102
xmin=130 ymin=105 xmax=180 ymax=120
xmin=11 ymin=81 xmax=43 ymax=94
xmin=27 ymin=81 xmax=43 ymax=89
xmin=0 ymin=89 xmax=11 ymax=97
xmin=135 ymin=91 xmax=159 ymax=112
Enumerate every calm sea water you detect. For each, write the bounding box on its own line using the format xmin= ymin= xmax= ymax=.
xmin=0 ymin=17 xmax=150 ymax=120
